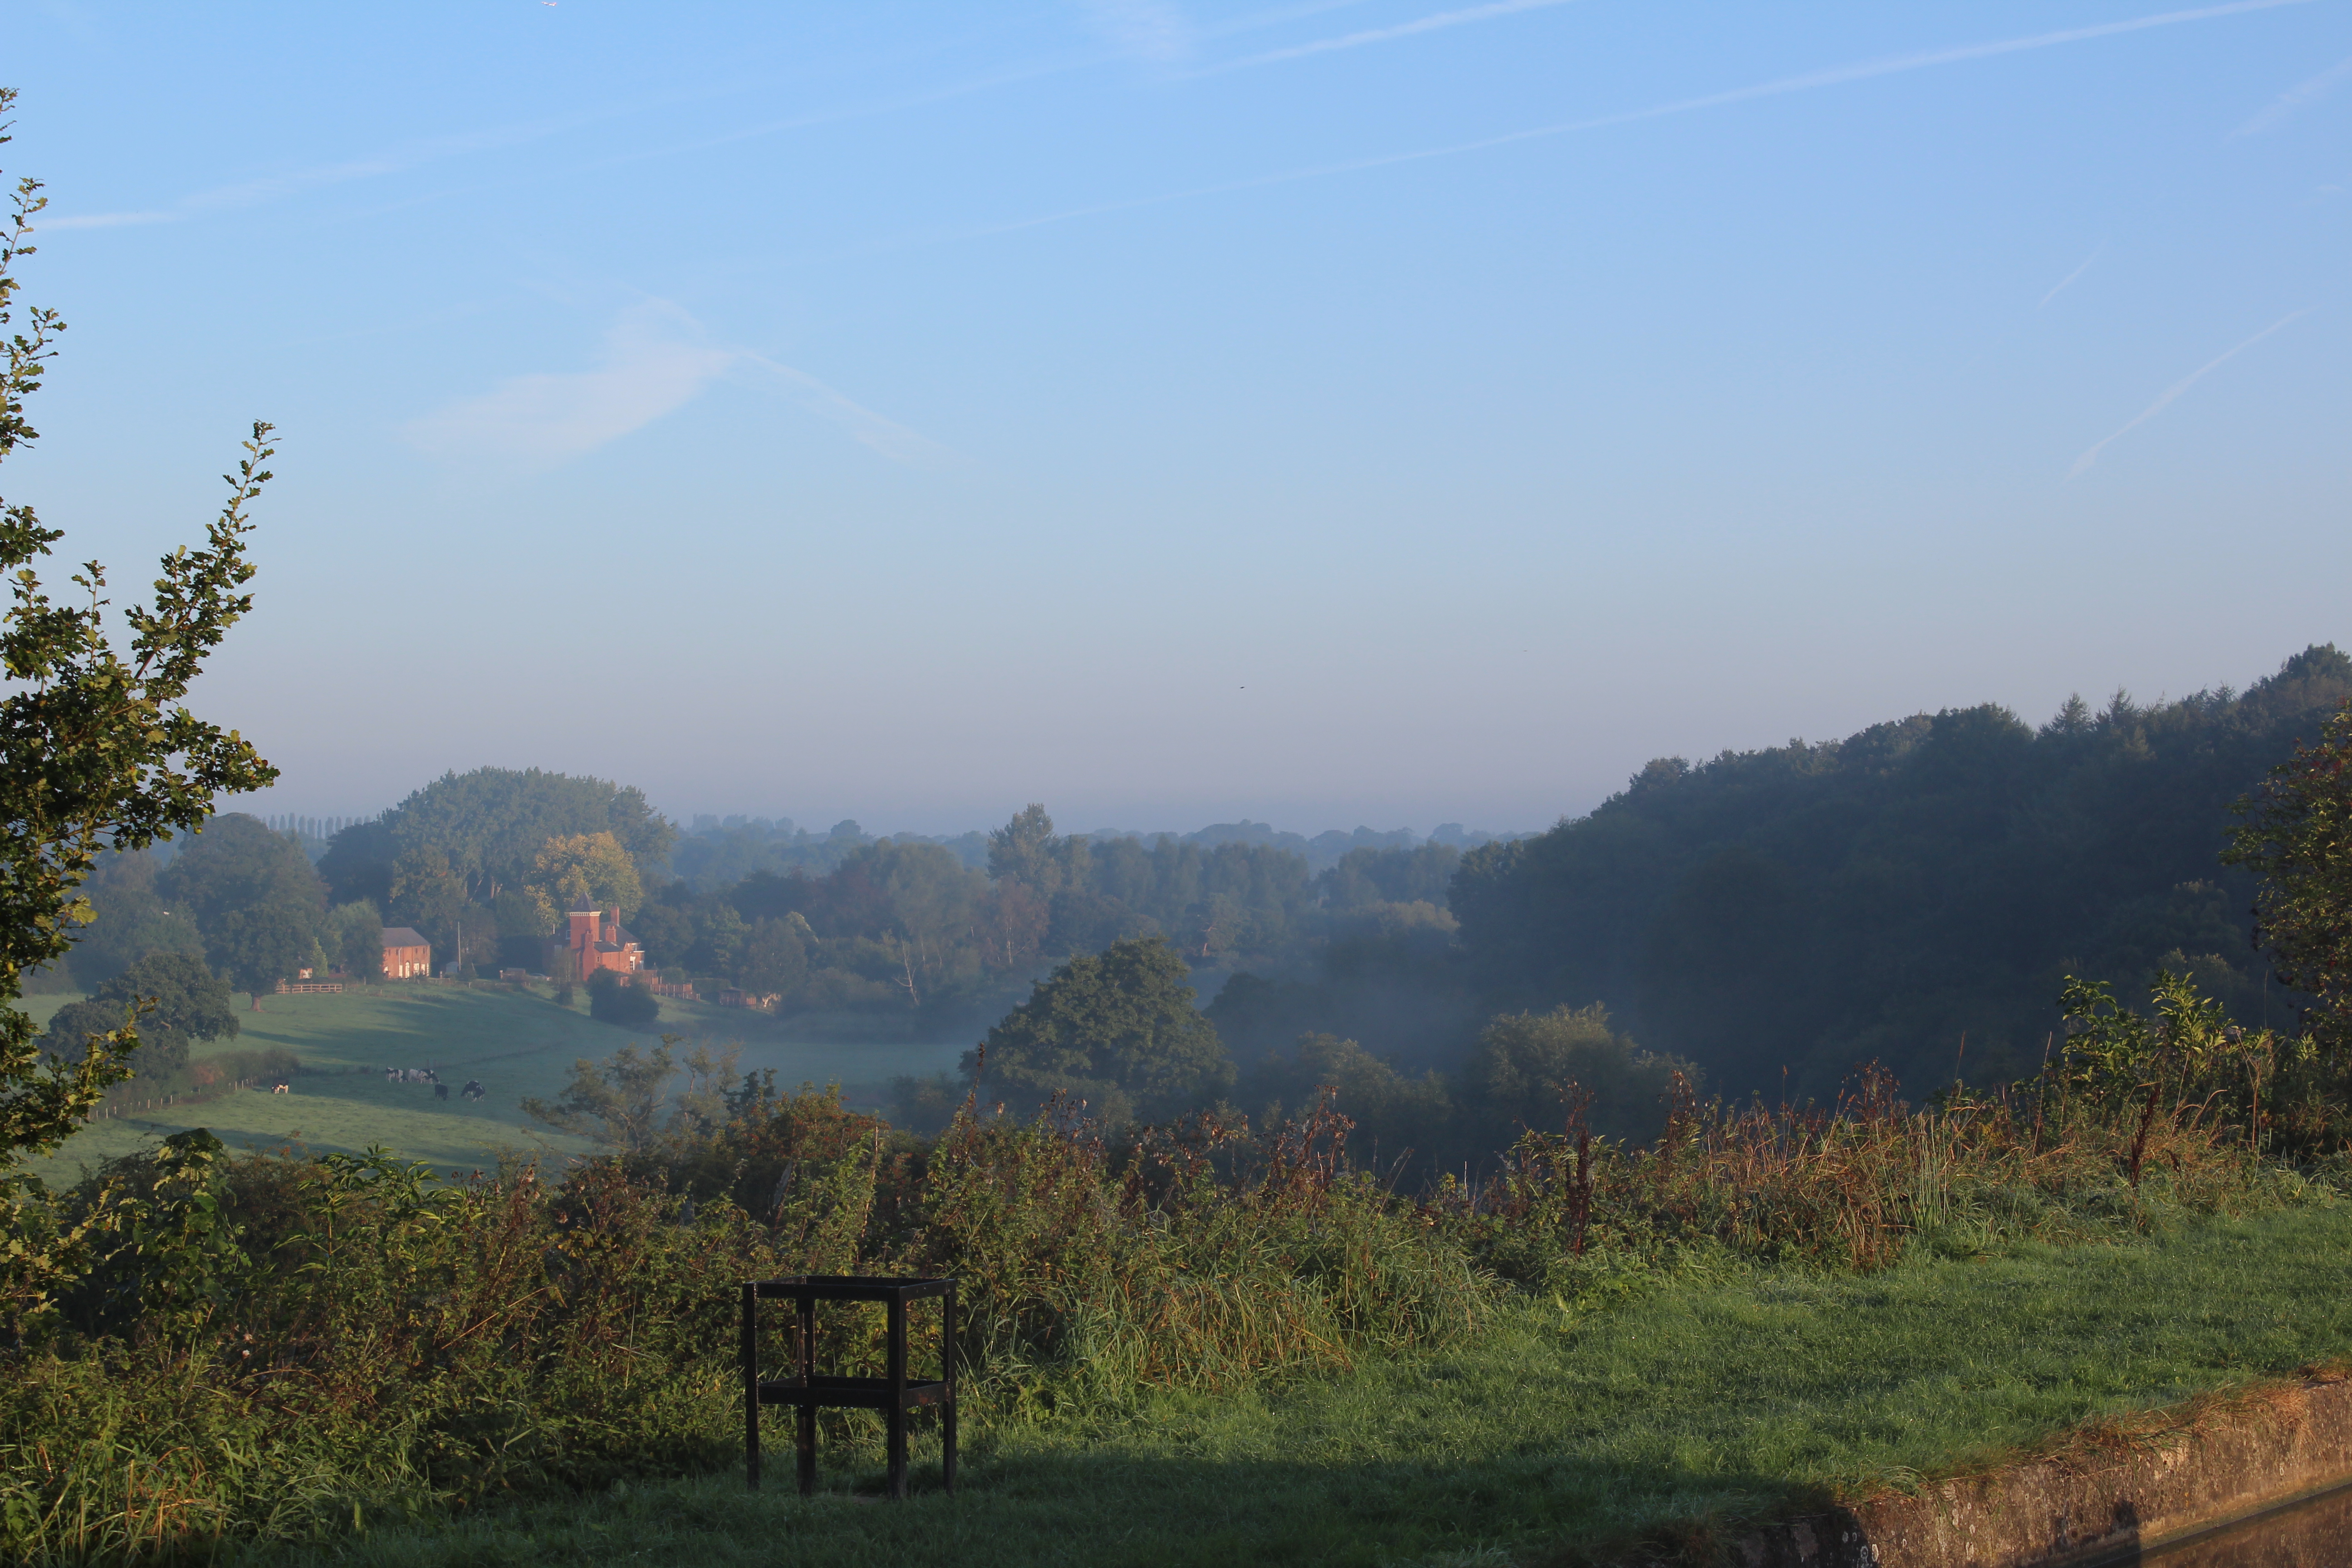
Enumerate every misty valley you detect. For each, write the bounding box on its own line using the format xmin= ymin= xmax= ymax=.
xmin=5 ymin=18 xmax=2352 ymax=1560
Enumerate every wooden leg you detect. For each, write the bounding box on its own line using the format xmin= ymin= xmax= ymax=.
xmin=797 ymin=1296 xmax=818 ymax=1495
xmin=887 ymin=1406 xmax=907 ymax=1501
xmin=941 ymin=1400 xmax=957 ymax=1497
xmin=942 ymin=1286 xmax=958 ymax=1496
xmin=886 ymin=1294 xmax=908 ymax=1501
xmin=741 ymin=1284 xmax=760 ymax=1491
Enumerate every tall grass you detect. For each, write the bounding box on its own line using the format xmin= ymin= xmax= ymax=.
xmin=0 ymin=1018 xmax=2337 ymax=1566
xmin=1467 ymin=1064 xmax=2306 ymax=1296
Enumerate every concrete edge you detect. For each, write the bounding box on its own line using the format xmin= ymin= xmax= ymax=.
xmin=1726 ymin=1373 xmax=2352 ymax=1568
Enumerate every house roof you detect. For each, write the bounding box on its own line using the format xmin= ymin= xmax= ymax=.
xmin=381 ymin=927 xmax=431 ymax=948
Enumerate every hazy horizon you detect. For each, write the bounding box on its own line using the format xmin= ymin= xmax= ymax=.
xmin=10 ymin=1 xmax=2345 ymax=832
xmin=227 ymin=638 xmax=2327 ymax=842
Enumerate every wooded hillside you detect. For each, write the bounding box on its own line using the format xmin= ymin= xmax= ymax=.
xmin=1448 ymin=646 xmax=2352 ymax=1096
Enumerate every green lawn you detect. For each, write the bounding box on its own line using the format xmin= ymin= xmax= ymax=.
xmin=234 ymin=1201 xmax=2352 ymax=1568
xmin=30 ymin=985 xmax=966 ymax=1178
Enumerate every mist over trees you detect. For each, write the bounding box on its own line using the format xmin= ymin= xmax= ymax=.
xmin=43 ymin=953 xmax=237 ymax=1077
xmin=53 ymin=765 xmax=1486 ymax=1046
xmin=42 ymin=848 xmax=204 ymax=993
xmin=966 ymin=936 xmax=1232 ymax=1125
xmin=613 ymin=804 xmax=1469 ymax=1032
xmin=160 ymin=815 xmax=327 ymax=1006
xmin=40 ymin=647 xmax=2347 ymax=1169
xmin=658 ymin=812 xmax=1519 ymax=890
xmin=319 ymin=768 xmax=673 ymax=973
xmin=1446 ymin=645 xmax=2352 ymax=1097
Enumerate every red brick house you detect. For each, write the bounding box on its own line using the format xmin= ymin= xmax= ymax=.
xmin=548 ymin=907 xmax=646 ymax=983
xmin=382 ymin=927 xmax=432 ymax=979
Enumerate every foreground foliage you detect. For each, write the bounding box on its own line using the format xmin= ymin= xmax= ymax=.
xmin=1 ymin=960 xmax=2340 ymax=1565
xmin=219 ymin=1204 xmax=2352 ymax=1568
xmin=0 ymin=91 xmax=276 ymax=1340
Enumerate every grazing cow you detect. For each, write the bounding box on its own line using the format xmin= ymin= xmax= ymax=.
xmin=433 ymin=1083 xmax=450 ymax=1101
xmin=461 ymin=1079 xmax=485 ymax=1102
xmin=272 ymin=1082 xmax=289 ymax=1095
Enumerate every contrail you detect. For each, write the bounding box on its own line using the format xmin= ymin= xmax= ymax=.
xmin=2230 ymin=51 xmax=2352 ymax=136
xmin=958 ymin=0 xmax=2317 ymax=245
xmin=736 ymin=352 xmax=967 ymax=470
xmin=2040 ymin=246 xmax=2104 ymax=309
xmin=2068 ymin=309 xmax=2310 ymax=479
xmin=1200 ymin=0 xmax=1582 ymax=74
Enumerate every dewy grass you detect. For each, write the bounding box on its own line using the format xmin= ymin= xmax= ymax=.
xmin=5 ymin=1043 xmax=2343 ymax=1568
xmin=221 ymin=1202 xmax=2352 ymax=1568
xmin=32 ymin=985 xmax=959 ymax=1179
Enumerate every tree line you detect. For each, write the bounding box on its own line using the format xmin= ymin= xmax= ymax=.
xmin=1442 ymin=645 xmax=2352 ymax=1098
xmin=51 ymin=645 xmax=2350 ymax=1120
xmin=604 ymin=804 xmax=1465 ymax=1030
xmin=44 ymin=758 xmax=1478 ymax=1049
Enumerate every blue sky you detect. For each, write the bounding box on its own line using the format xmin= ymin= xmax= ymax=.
xmin=10 ymin=0 xmax=2348 ymax=835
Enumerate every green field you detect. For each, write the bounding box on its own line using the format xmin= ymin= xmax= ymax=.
xmin=229 ymin=1201 xmax=2352 ymax=1568
xmin=31 ymin=985 xmax=966 ymax=1177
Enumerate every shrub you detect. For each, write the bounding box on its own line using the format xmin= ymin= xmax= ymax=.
xmin=586 ymin=969 xmax=658 ymax=1028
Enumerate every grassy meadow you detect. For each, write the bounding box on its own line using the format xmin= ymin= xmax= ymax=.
xmin=228 ymin=1201 xmax=2352 ymax=1568
xmin=34 ymin=983 xmax=966 ymax=1177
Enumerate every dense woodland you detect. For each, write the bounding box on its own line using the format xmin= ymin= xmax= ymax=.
xmin=37 ymin=648 xmax=2352 ymax=1156
xmin=1447 ymin=644 xmax=2352 ymax=1098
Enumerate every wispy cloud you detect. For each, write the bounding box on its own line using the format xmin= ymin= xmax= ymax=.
xmin=2067 ymin=309 xmax=2309 ymax=478
xmin=2040 ymin=245 xmax=2104 ymax=308
xmin=951 ymin=0 xmax=2315 ymax=246
xmin=404 ymin=303 xmax=737 ymax=468
xmin=1201 ymin=0 xmax=1578 ymax=74
xmin=403 ymin=301 xmax=957 ymax=471
xmin=44 ymin=119 xmax=582 ymax=230
xmin=2230 ymin=51 xmax=2352 ymax=136
xmin=43 ymin=209 xmax=175 ymax=231
xmin=1079 ymin=0 xmax=1196 ymax=63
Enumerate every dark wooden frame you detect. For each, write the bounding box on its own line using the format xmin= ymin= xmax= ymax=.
xmin=740 ymin=1274 xmax=958 ymax=1500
